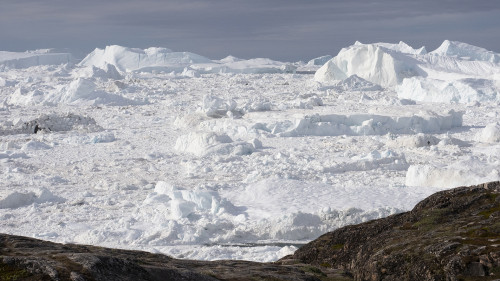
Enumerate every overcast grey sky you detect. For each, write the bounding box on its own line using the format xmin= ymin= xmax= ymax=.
xmin=1 ymin=0 xmax=499 ymax=61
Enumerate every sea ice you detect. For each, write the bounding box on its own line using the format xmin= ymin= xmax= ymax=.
xmin=1 ymin=40 xmax=499 ymax=262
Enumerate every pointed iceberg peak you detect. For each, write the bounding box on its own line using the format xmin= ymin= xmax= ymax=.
xmin=349 ymin=41 xmax=426 ymax=55
xmin=375 ymin=41 xmax=427 ymax=55
xmin=430 ymin=40 xmax=500 ymax=63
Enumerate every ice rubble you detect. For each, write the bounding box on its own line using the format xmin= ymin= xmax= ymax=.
xmin=190 ymin=107 xmax=462 ymax=141
xmin=1 ymin=40 xmax=500 ymax=262
xmin=316 ymin=40 xmax=500 ymax=104
xmin=199 ymin=95 xmax=239 ymax=118
xmin=142 ymin=181 xmax=224 ymax=220
xmin=68 ymin=178 xmax=412 ymax=250
xmin=8 ymin=78 xmax=140 ymax=106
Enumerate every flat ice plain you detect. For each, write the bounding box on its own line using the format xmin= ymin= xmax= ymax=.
xmin=1 ymin=41 xmax=500 ymax=261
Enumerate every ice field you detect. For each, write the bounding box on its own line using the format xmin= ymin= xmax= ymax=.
xmin=1 ymin=40 xmax=500 ymax=261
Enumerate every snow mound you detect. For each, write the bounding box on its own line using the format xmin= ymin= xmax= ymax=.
xmin=197 ymin=93 xmax=288 ymax=120
xmin=333 ymin=75 xmax=383 ymax=92
xmin=73 ymin=63 xmax=123 ymax=80
xmin=142 ymin=181 xmax=223 ymax=219
xmin=397 ymin=77 xmax=500 ymax=103
xmin=0 ymin=151 xmax=28 ymax=160
xmin=0 ymin=49 xmax=73 ymax=70
xmin=475 ymin=123 xmax=500 ymax=143
xmin=315 ymin=41 xmax=423 ymax=87
xmin=430 ymin=40 xmax=500 ymax=63
xmin=79 ymin=45 xmax=212 ymax=72
xmin=389 ymin=133 xmax=441 ymax=148
xmin=38 ymin=78 xmax=140 ymax=106
xmin=240 ymin=98 xmax=273 ymax=113
xmin=288 ymin=96 xmax=323 ymax=110
xmin=181 ymin=67 xmax=201 ymax=78
xmin=326 ymin=149 xmax=408 ymax=174
xmin=22 ymin=140 xmax=52 ymax=150
xmin=218 ymin=55 xmax=243 ymax=63
xmin=199 ymin=95 xmax=239 ymax=118
xmin=278 ymin=110 xmax=462 ymax=137
xmin=174 ymin=131 xmax=255 ymax=157
xmin=0 ymin=188 xmax=64 ymax=209
xmin=60 ymin=131 xmax=116 ymax=145
xmin=405 ymin=159 xmax=500 ymax=188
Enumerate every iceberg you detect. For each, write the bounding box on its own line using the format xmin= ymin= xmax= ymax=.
xmin=0 ymin=49 xmax=74 ymax=69
xmin=314 ymin=41 xmax=424 ymax=87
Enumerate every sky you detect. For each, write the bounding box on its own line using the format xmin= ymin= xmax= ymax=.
xmin=1 ymin=0 xmax=500 ymax=61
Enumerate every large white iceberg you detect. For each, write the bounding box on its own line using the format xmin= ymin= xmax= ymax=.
xmin=78 ymin=45 xmax=296 ymax=74
xmin=79 ymin=45 xmax=212 ymax=73
xmin=317 ymin=40 xmax=500 ymax=104
xmin=0 ymin=49 xmax=73 ymax=69
xmin=314 ymin=41 xmax=424 ymax=87
xmin=430 ymin=40 xmax=500 ymax=63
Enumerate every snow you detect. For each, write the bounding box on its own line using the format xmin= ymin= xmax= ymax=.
xmin=476 ymin=123 xmax=500 ymax=143
xmin=332 ymin=75 xmax=383 ymax=92
xmin=1 ymin=41 xmax=500 ymax=262
xmin=405 ymin=158 xmax=500 ymax=188
xmin=0 ymin=188 xmax=64 ymax=209
xmin=174 ymin=131 xmax=255 ymax=157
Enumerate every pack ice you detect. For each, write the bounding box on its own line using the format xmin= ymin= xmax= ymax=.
xmin=0 ymin=41 xmax=499 ymax=262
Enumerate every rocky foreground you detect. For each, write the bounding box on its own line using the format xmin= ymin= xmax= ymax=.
xmin=1 ymin=181 xmax=499 ymax=281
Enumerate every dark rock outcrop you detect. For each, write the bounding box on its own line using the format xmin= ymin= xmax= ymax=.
xmin=0 ymin=234 xmax=322 ymax=281
xmin=1 ymin=181 xmax=499 ymax=281
xmin=284 ymin=181 xmax=500 ymax=280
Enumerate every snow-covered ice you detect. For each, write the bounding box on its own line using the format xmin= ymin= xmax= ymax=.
xmin=1 ymin=40 xmax=500 ymax=262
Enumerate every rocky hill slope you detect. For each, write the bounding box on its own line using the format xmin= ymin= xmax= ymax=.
xmin=285 ymin=181 xmax=500 ymax=280
xmin=1 ymin=181 xmax=499 ymax=281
